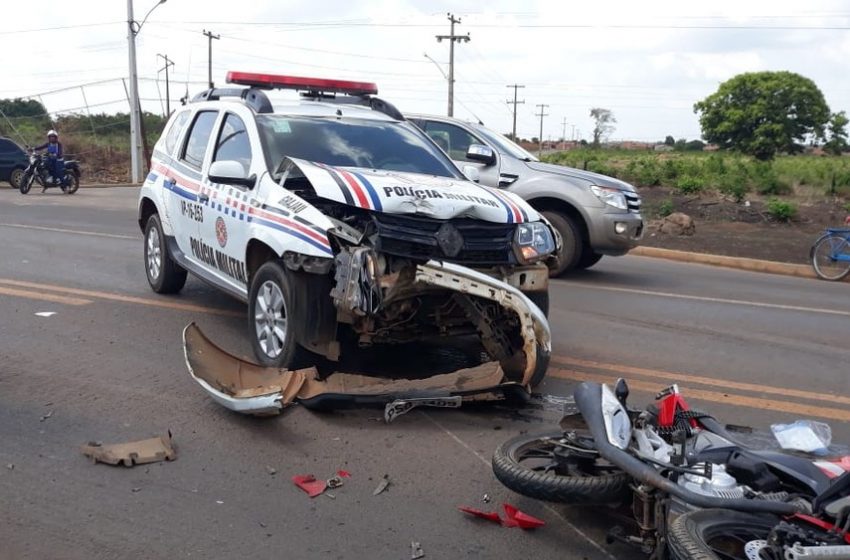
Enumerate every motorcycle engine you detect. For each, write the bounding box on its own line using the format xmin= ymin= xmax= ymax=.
xmin=678 ymin=463 xmax=746 ymax=500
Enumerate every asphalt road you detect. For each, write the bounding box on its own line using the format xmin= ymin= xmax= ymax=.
xmin=1 ymin=186 xmax=849 ymax=560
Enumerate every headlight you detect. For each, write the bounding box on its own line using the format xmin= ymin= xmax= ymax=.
xmin=513 ymin=222 xmax=556 ymax=263
xmin=590 ymin=185 xmax=628 ymax=210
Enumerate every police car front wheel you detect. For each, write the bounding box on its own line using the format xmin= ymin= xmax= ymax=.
xmin=248 ymin=261 xmax=310 ymax=368
xmin=144 ymin=214 xmax=187 ymax=294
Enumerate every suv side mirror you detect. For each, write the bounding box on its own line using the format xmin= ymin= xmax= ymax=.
xmin=208 ymin=160 xmax=255 ymax=188
xmin=466 ymin=143 xmax=496 ymax=166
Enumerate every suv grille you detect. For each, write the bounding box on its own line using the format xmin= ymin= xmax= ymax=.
xmin=625 ymin=192 xmax=641 ymax=213
xmin=374 ymin=214 xmax=516 ymax=266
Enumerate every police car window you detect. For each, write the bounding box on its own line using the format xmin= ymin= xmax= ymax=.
xmin=213 ymin=113 xmax=251 ymax=173
xmin=181 ymin=111 xmax=218 ymax=169
xmin=256 ymin=116 xmax=460 ymax=179
xmin=424 ymin=122 xmax=482 ymax=162
xmin=164 ymin=111 xmax=190 ymax=155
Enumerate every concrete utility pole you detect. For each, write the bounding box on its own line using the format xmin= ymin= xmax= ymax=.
xmin=535 ymin=103 xmax=549 ymax=158
xmin=561 ymin=117 xmax=567 ymax=149
xmin=506 ymin=84 xmax=525 ymax=141
xmin=435 ymin=13 xmax=470 ymax=117
xmin=157 ymin=53 xmax=174 ymax=116
xmin=203 ymin=29 xmax=220 ymax=88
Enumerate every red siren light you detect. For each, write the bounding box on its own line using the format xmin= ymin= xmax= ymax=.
xmin=226 ymin=71 xmax=378 ymax=96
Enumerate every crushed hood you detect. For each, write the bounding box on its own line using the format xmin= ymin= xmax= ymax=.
xmin=524 ymin=161 xmax=637 ymax=193
xmin=289 ymin=157 xmax=540 ymax=224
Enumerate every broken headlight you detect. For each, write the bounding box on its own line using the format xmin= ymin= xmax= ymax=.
xmin=513 ymin=222 xmax=555 ymax=264
xmin=590 ymin=185 xmax=628 ymax=210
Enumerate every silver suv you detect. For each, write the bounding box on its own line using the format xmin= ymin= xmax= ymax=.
xmin=408 ymin=115 xmax=643 ymax=275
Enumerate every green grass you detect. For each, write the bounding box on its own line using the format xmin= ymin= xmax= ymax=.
xmin=544 ymin=148 xmax=850 ymax=201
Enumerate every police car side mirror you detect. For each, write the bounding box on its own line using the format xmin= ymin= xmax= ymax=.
xmin=462 ymin=165 xmax=481 ymax=183
xmin=208 ymin=160 xmax=256 ymax=188
xmin=466 ymin=144 xmax=496 ymax=166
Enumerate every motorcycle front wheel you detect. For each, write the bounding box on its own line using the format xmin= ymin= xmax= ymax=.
xmin=492 ymin=428 xmax=630 ymax=504
xmin=667 ymin=509 xmax=779 ymax=560
xmin=19 ymin=171 xmax=33 ymax=194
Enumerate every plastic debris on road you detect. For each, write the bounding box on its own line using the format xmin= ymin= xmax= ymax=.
xmin=81 ymin=431 xmax=176 ymax=467
xmin=34 ymin=311 xmax=57 ymax=317
xmin=410 ymin=541 xmax=425 ymax=559
xmin=373 ymin=474 xmax=390 ymax=496
xmin=458 ymin=503 xmax=545 ymax=529
xmin=292 ymin=474 xmax=327 ymax=498
xmin=771 ymin=420 xmax=832 ymax=455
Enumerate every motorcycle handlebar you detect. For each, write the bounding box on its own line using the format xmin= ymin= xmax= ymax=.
xmin=573 ymin=382 xmax=803 ymax=515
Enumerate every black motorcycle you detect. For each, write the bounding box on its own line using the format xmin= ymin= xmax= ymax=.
xmin=19 ymin=151 xmax=80 ymax=194
xmin=493 ymin=380 xmax=850 ymax=559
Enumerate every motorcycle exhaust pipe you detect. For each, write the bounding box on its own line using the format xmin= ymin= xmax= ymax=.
xmin=574 ymin=382 xmax=803 ymax=515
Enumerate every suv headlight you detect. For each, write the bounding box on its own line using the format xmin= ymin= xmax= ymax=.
xmin=590 ymin=185 xmax=628 ymax=210
xmin=513 ymin=222 xmax=556 ymax=263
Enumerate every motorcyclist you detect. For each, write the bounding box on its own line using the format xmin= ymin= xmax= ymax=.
xmin=32 ymin=130 xmax=64 ymax=191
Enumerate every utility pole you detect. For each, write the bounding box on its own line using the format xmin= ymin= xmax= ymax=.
xmin=435 ymin=13 xmax=470 ymax=117
xmin=506 ymin=84 xmax=525 ymax=141
xmin=535 ymin=103 xmax=549 ymax=158
xmin=126 ymin=0 xmax=142 ymax=183
xmin=561 ymin=117 xmax=567 ymax=149
xmin=157 ymin=53 xmax=174 ymax=116
xmin=203 ymin=29 xmax=220 ymax=88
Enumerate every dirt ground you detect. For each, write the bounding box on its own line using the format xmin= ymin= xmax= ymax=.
xmin=638 ymin=186 xmax=850 ymax=264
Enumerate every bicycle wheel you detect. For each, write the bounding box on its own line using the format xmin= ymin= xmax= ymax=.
xmin=811 ymin=233 xmax=850 ymax=281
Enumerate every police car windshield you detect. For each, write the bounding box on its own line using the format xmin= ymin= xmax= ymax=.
xmin=258 ymin=116 xmax=462 ymax=179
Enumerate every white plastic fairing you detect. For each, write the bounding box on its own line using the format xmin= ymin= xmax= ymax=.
xmin=601 ymin=384 xmax=632 ymax=449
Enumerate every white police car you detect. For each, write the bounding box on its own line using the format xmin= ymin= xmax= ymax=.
xmin=138 ymin=72 xmax=555 ymax=386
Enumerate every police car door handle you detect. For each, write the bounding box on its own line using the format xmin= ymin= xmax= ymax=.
xmin=198 ymin=193 xmax=210 ymax=202
xmin=249 ymin=198 xmax=261 ymax=207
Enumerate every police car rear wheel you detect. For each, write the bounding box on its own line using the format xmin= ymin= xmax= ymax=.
xmin=144 ymin=214 xmax=187 ymax=294
xmin=248 ymin=261 xmax=309 ymax=368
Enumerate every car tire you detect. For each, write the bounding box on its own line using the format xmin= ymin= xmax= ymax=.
xmin=248 ymin=260 xmax=311 ymax=369
xmin=575 ymin=250 xmax=603 ymax=270
xmin=144 ymin=213 xmax=187 ymax=294
xmin=9 ymin=168 xmax=24 ymax=189
xmin=542 ymin=211 xmax=583 ymax=277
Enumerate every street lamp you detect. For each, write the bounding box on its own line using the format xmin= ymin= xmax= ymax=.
xmin=127 ymin=0 xmax=167 ymax=184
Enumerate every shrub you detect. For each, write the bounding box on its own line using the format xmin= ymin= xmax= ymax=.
xmin=658 ymin=198 xmax=674 ymax=217
xmin=676 ymin=175 xmax=705 ymax=194
xmin=749 ymin=162 xmax=792 ymax=195
xmin=766 ymin=198 xmax=797 ymax=222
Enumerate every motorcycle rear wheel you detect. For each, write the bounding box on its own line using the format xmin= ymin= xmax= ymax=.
xmin=667 ymin=509 xmax=778 ymax=560
xmin=19 ymin=171 xmax=33 ymax=194
xmin=64 ymin=173 xmax=80 ymax=194
xmin=492 ymin=429 xmax=630 ymax=504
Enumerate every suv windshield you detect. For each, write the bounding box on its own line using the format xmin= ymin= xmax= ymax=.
xmin=469 ymin=123 xmax=539 ymax=162
xmin=257 ymin=116 xmax=462 ymax=179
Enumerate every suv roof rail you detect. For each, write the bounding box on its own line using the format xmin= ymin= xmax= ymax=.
xmin=191 ymin=87 xmax=274 ymax=113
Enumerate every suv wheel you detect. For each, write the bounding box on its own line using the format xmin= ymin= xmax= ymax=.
xmin=144 ymin=214 xmax=188 ymax=293
xmin=9 ymin=168 xmax=24 ymax=189
xmin=543 ymin=211 xmax=583 ymax=276
xmin=575 ymin=250 xmax=603 ymax=270
xmin=248 ymin=261 xmax=310 ymax=369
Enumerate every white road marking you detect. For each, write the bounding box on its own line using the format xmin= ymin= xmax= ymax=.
xmin=421 ymin=411 xmax=618 ymax=560
xmin=0 ymin=222 xmax=137 ymax=240
xmin=568 ymin=283 xmax=850 ymax=318
xmin=34 ymin=311 xmax=57 ymax=317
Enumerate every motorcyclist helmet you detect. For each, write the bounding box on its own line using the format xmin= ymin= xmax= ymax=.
xmin=47 ymin=130 xmax=58 ymax=140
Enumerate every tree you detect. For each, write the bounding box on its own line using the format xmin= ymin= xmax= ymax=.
xmin=664 ymin=135 xmax=675 ymax=146
xmin=694 ymin=71 xmax=832 ymax=160
xmin=824 ymin=111 xmax=849 ymax=155
xmin=590 ymin=107 xmax=616 ymax=146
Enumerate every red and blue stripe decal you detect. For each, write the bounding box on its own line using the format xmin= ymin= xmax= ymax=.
xmin=247 ymin=207 xmax=332 ymax=255
xmin=316 ymin=163 xmax=383 ymax=211
xmin=472 ymin=184 xmax=528 ymax=223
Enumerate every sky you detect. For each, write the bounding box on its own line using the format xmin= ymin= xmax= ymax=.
xmin=2 ymin=0 xmax=850 ymax=143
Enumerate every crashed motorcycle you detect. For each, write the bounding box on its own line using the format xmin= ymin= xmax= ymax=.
xmin=20 ymin=151 xmax=80 ymax=194
xmin=493 ymin=380 xmax=850 ymax=559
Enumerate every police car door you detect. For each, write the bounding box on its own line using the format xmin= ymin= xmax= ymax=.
xmin=171 ymin=110 xmax=219 ymax=270
xmin=197 ymin=111 xmax=255 ymax=295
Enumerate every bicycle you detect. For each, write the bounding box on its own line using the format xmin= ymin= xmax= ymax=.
xmin=810 ymin=227 xmax=850 ymax=280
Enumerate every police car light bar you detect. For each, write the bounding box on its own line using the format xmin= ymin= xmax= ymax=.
xmin=226 ymin=71 xmax=378 ymax=96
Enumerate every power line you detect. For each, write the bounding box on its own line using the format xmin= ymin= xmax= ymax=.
xmin=0 ymin=21 xmax=122 ymax=35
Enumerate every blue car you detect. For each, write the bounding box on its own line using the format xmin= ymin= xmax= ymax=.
xmin=0 ymin=137 xmax=28 ymax=188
